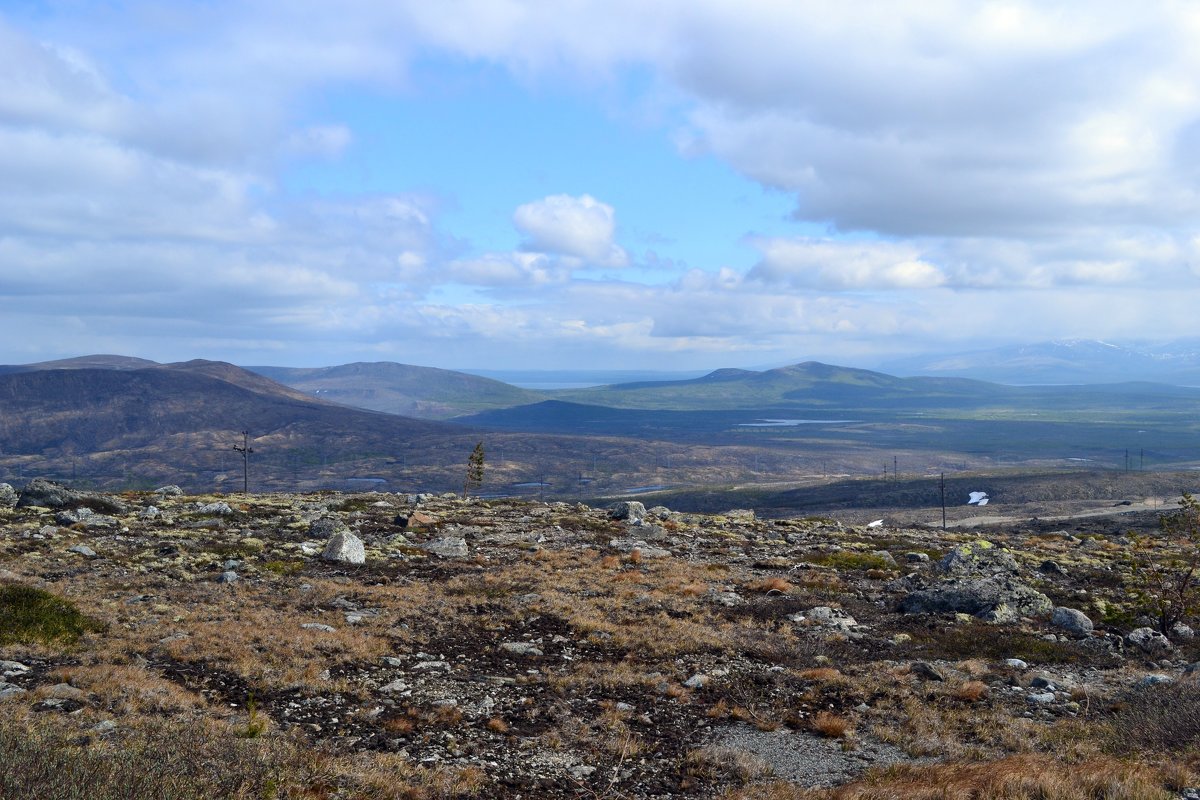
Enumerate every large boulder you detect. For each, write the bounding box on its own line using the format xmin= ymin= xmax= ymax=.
xmin=321 ymin=531 xmax=365 ymax=564
xmin=608 ymin=501 xmax=646 ymax=523
xmin=899 ymin=577 xmax=1053 ymax=623
xmin=16 ymin=478 xmax=126 ymax=514
xmin=938 ymin=540 xmax=1020 ymax=577
xmin=0 ymin=483 xmax=17 ymax=509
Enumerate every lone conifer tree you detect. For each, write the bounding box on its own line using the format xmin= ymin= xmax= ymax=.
xmin=464 ymin=441 xmax=485 ymax=498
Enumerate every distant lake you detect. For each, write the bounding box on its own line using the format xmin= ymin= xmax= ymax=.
xmin=623 ymin=484 xmax=667 ymax=493
xmin=739 ymin=418 xmax=860 ymax=427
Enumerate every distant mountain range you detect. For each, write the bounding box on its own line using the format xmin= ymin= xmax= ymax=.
xmin=880 ymin=339 xmax=1200 ymax=385
xmin=6 ymin=352 xmax=1200 ymax=494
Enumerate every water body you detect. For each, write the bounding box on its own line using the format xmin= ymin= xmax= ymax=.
xmin=739 ymin=419 xmax=860 ymax=427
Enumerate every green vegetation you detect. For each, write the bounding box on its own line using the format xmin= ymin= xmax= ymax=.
xmin=804 ymin=550 xmax=897 ymax=571
xmin=0 ymin=585 xmax=105 ymax=646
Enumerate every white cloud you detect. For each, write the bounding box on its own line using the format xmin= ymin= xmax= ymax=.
xmin=748 ymin=238 xmax=946 ymax=290
xmin=512 ymin=194 xmax=629 ymax=267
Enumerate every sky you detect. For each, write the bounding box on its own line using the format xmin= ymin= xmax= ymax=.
xmin=3 ymin=1 xmax=1200 ymax=371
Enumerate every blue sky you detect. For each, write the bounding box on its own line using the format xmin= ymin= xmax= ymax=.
xmin=2 ymin=1 xmax=1200 ymax=370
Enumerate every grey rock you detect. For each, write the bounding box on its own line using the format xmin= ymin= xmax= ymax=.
xmin=309 ymin=517 xmax=341 ymax=538
xmin=217 ymin=570 xmax=239 ymax=584
xmin=0 ymin=483 xmax=17 ymax=508
xmin=1051 ymin=606 xmax=1094 ymax=636
xmin=140 ymin=505 xmax=160 ymax=519
xmin=67 ymin=544 xmax=97 ymax=558
xmin=683 ymin=674 xmax=709 ymax=689
xmin=938 ymin=540 xmax=1020 ymax=576
xmin=1172 ymin=622 xmax=1195 ymax=641
xmin=1139 ymin=673 xmax=1174 ymax=687
xmin=1039 ymin=559 xmax=1068 ymax=576
xmin=899 ymin=577 xmax=1052 ymax=621
xmin=904 ymin=552 xmax=931 ymax=563
xmin=17 ymin=479 xmax=126 ymax=514
xmin=301 ymin=623 xmax=336 ymax=632
xmin=420 ymin=537 xmax=468 ymax=558
xmin=647 ymin=505 xmax=673 ymax=519
xmin=0 ymin=682 xmax=27 ymax=699
xmin=47 ymin=683 xmax=86 ymax=700
xmin=1127 ymin=627 xmax=1173 ymax=653
xmin=608 ymin=501 xmax=647 ymax=522
xmin=1005 ymin=658 xmax=1029 ymax=669
xmin=872 ymin=550 xmax=898 ymax=567
xmin=91 ymin=720 xmax=118 ymax=734
xmin=321 ymin=531 xmax=366 ymax=564
xmin=609 ymin=539 xmax=670 ymax=558
xmin=1029 ymin=675 xmax=1057 ymax=690
xmin=499 ymin=642 xmax=543 ymax=657
xmin=1027 ymin=691 xmax=1056 ymax=704
xmin=790 ymin=606 xmax=858 ymax=631
xmin=154 ymin=485 xmax=184 ymax=497
xmin=380 ymin=679 xmax=410 ymax=693
xmin=56 ymin=508 xmax=118 ymax=528
xmin=0 ymin=660 xmax=30 ymax=678
xmin=196 ymin=501 xmax=234 ymax=516
xmin=910 ymin=661 xmax=944 ymax=681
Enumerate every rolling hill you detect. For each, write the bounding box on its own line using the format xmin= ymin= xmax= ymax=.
xmin=246 ymin=362 xmax=546 ymax=419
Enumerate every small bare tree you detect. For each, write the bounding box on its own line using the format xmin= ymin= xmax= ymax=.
xmin=463 ymin=441 xmax=485 ymax=498
xmin=1126 ymin=494 xmax=1200 ymax=634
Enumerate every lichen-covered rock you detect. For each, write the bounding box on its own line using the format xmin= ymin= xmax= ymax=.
xmin=0 ymin=483 xmax=17 ymax=509
xmin=420 ymin=537 xmax=468 ymax=558
xmin=1051 ymin=606 xmax=1094 ymax=636
xmin=899 ymin=577 xmax=1052 ymax=622
xmin=938 ymin=540 xmax=1020 ymax=576
xmin=1127 ymin=626 xmax=1172 ymax=653
xmin=608 ymin=501 xmax=646 ymax=522
xmin=321 ymin=531 xmax=366 ymax=564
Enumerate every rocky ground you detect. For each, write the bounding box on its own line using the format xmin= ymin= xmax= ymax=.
xmin=1 ymin=477 xmax=1199 ymax=799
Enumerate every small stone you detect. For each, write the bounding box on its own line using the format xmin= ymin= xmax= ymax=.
xmin=1051 ymin=606 xmax=1094 ymax=636
xmin=683 ymin=674 xmax=709 ymax=689
xmin=92 ymin=720 xmax=118 ymax=734
xmin=0 ymin=682 xmax=27 ymax=699
xmin=68 ymin=544 xmax=97 ymax=558
xmin=1139 ymin=674 xmax=1174 ymax=687
xmin=140 ymin=505 xmax=160 ymax=519
xmin=1027 ymin=692 xmax=1056 ymax=704
xmin=196 ymin=501 xmax=234 ymax=516
xmin=1172 ymin=622 xmax=1195 ymax=641
xmin=155 ymin=485 xmax=184 ymax=497
xmin=420 ymin=537 xmax=468 ymax=558
xmin=910 ymin=661 xmax=944 ymax=681
xmin=301 ymin=623 xmax=336 ymax=632
xmin=380 ymin=680 xmax=410 ymax=693
xmin=47 ymin=683 xmax=87 ymax=700
xmin=1005 ymin=658 xmax=1029 ymax=670
xmin=0 ymin=661 xmax=30 ymax=678
xmin=217 ymin=571 xmax=239 ymax=584
xmin=904 ymin=552 xmax=930 ymax=563
xmin=1029 ymin=675 xmax=1057 ymax=691
xmin=499 ymin=642 xmax=544 ymax=657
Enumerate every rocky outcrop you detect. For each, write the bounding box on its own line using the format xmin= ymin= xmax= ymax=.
xmin=899 ymin=577 xmax=1053 ymax=623
xmin=16 ymin=477 xmax=127 ymax=514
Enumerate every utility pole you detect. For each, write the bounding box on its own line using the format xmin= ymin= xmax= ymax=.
xmin=894 ymin=455 xmax=898 ymax=481
xmin=233 ymin=431 xmax=253 ymax=493
xmin=940 ymin=472 xmax=947 ymax=531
